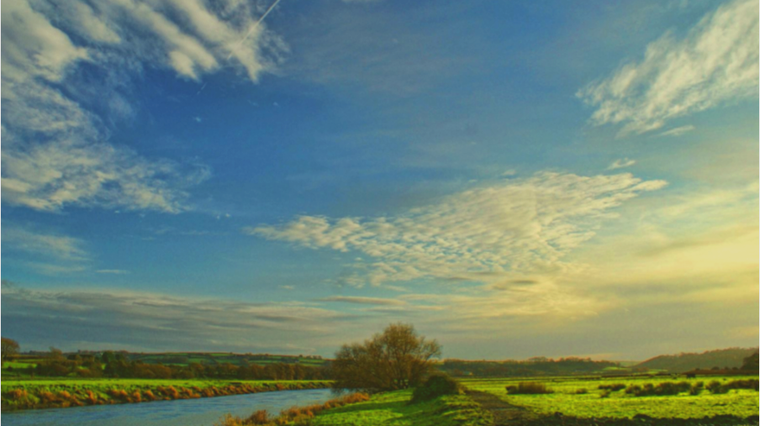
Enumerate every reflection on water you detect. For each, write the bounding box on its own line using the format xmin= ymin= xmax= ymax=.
xmin=2 ymin=388 xmax=335 ymax=426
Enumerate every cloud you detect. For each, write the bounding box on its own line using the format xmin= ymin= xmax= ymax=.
xmin=1 ymin=0 xmax=285 ymax=212
xmin=23 ymin=262 xmax=88 ymax=276
xmin=3 ymin=226 xmax=88 ymax=261
xmin=607 ymin=158 xmax=636 ymax=170
xmin=658 ymin=125 xmax=695 ymax=137
xmin=248 ymin=171 xmax=666 ymax=287
xmin=317 ymin=296 xmax=405 ymax=306
xmin=2 ymin=128 xmax=211 ymax=213
xmin=96 ymin=270 xmax=130 ymax=275
xmin=1 ymin=284 xmax=350 ymax=353
xmin=578 ymin=0 xmax=758 ymax=135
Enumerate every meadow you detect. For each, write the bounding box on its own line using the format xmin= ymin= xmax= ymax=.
xmin=280 ymin=389 xmax=492 ymax=426
xmin=462 ymin=375 xmax=759 ymax=419
xmin=1 ymin=379 xmax=330 ymax=410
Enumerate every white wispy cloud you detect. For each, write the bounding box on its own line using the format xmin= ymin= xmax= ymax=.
xmin=3 ymin=226 xmax=89 ymax=261
xmin=577 ymin=0 xmax=758 ymax=136
xmin=1 ymin=0 xmax=285 ymax=213
xmin=96 ymin=269 xmax=130 ymax=275
xmin=317 ymin=296 xmax=405 ymax=306
xmin=607 ymin=158 xmax=636 ymax=170
xmin=658 ymin=125 xmax=695 ymax=137
xmin=1 ymin=129 xmax=211 ymax=213
xmin=247 ymin=172 xmax=666 ymax=288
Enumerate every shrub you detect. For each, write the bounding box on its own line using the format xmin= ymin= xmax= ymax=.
xmin=506 ymin=382 xmax=553 ymax=395
xmin=689 ymin=382 xmax=703 ymax=395
xmin=598 ymin=383 xmax=626 ymax=391
xmin=215 ymin=414 xmax=244 ymax=426
xmin=706 ymin=379 xmax=759 ymax=394
xmin=246 ymin=410 xmax=270 ymax=425
xmin=411 ymin=374 xmax=461 ymax=402
xmin=706 ymin=380 xmax=723 ymax=394
xmin=628 ymin=381 xmax=691 ymax=396
xmin=574 ymin=388 xmax=588 ymax=394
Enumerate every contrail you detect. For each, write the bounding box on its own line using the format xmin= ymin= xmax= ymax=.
xmin=195 ymin=82 xmax=207 ymax=96
xmin=226 ymin=0 xmax=283 ymax=60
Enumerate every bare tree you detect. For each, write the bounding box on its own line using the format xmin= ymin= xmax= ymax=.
xmin=332 ymin=323 xmax=441 ymax=392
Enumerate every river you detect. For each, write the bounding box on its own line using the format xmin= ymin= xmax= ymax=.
xmin=1 ymin=388 xmax=336 ymax=426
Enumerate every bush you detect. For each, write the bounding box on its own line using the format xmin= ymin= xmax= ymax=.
xmin=706 ymin=380 xmax=723 ymax=394
xmin=574 ymin=388 xmax=588 ymax=394
xmin=689 ymin=382 xmax=703 ymax=395
xmin=627 ymin=381 xmax=691 ymax=396
xmin=598 ymin=383 xmax=626 ymax=391
xmin=246 ymin=410 xmax=270 ymax=424
xmin=411 ymin=374 xmax=461 ymax=403
xmin=505 ymin=382 xmax=553 ymax=395
xmin=706 ymin=379 xmax=759 ymax=394
xmin=599 ymin=383 xmax=625 ymax=392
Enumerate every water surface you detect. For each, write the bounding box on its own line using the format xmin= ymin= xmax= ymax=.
xmin=2 ymin=388 xmax=335 ymax=426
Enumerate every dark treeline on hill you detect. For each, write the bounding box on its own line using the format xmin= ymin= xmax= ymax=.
xmin=634 ymin=347 xmax=759 ymax=373
xmin=26 ymin=350 xmax=329 ymax=380
xmin=438 ymin=357 xmax=620 ymax=377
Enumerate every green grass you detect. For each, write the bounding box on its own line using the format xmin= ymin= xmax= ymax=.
xmin=462 ymin=375 xmax=759 ymax=419
xmin=306 ymin=390 xmax=492 ymax=426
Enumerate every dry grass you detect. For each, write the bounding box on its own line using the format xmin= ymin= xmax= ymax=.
xmin=216 ymin=393 xmax=371 ymax=426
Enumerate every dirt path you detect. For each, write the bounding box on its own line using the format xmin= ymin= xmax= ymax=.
xmin=466 ymin=390 xmax=534 ymax=426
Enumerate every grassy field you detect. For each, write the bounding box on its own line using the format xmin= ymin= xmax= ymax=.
xmin=462 ymin=375 xmax=759 ymax=419
xmin=1 ymin=379 xmax=331 ymax=411
xmin=302 ymin=389 xmax=492 ymax=426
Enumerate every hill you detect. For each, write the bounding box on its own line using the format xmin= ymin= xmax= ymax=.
xmin=634 ymin=347 xmax=758 ymax=373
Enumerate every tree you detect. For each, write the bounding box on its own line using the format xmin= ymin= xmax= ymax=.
xmin=1 ymin=338 xmax=19 ymax=362
xmin=741 ymin=352 xmax=759 ymax=371
xmin=331 ymin=323 xmax=441 ymax=392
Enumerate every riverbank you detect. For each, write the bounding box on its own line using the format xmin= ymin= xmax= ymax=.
xmin=268 ymin=389 xmax=493 ymax=426
xmin=1 ymin=379 xmax=331 ymax=411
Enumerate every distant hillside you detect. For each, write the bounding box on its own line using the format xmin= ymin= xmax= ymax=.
xmin=635 ymin=348 xmax=758 ymax=373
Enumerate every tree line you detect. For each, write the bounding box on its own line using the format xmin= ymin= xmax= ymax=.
xmin=438 ymin=357 xmax=621 ymax=377
xmin=28 ymin=350 xmax=329 ymax=380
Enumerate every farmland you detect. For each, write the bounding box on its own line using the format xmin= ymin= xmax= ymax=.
xmin=462 ymin=375 xmax=759 ymax=420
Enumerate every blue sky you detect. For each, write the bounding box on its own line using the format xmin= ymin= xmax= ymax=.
xmin=2 ymin=0 xmax=758 ymax=360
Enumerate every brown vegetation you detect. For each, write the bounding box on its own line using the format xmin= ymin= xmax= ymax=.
xmin=215 ymin=392 xmax=370 ymax=426
xmin=2 ymin=381 xmax=331 ymax=411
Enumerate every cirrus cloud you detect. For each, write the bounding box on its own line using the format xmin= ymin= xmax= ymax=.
xmin=578 ymin=0 xmax=758 ymax=136
xmin=247 ymin=171 xmax=667 ymax=288
xmin=1 ymin=0 xmax=285 ymax=213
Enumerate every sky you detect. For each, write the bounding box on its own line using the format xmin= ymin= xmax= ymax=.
xmin=1 ymin=0 xmax=758 ymax=361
